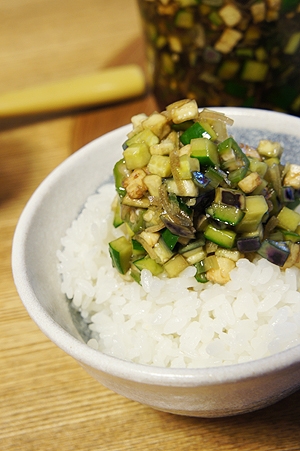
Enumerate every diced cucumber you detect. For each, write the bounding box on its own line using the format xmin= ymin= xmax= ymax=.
xmin=204 ymin=224 xmax=236 ymax=249
xmin=153 ymin=237 xmax=174 ymax=264
xmin=124 ymin=129 xmax=160 ymax=149
xmin=280 ymin=229 xmax=300 ymax=243
xmin=284 ymin=32 xmax=300 ymax=55
xmin=190 ymin=137 xmax=219 ymax=166
xmin=175 ymin=9 xmax=194 ymax=28
xmin=147 ymin=155 xmax=172 ymax=177
xmin=113 ymin=199 xmax=123 ymax=228
xmin=218 ymin=59 xmax=240 ymax=80
xmin=249 ymin=158 xmax=268 ymax=177
xmin=109 ymin=236 xmax=132 ymax=274
xmin=178 ymin=236 xmax=206 ymax=253
xmin=277 ymin=206 xmax=300 ymax=232
xmin=181 ymin=246 xmax=206 ymax=264
xmin=132 ymin=239 xmax=146 ymax=257
xmin=161 ymin=228 xmax=179 ymax=251
xmin=206 ymin=202 xmax=245 ymax=226
xmin=241 ymin=60 xmax=268 ymax=82
xmin=180 ymin=122 xmax=213 ymax=145
xmin=123 ymin=142 xmax=151 ymax=170
xmin=164 ymin=254 xmax=189 ymax=277
xmin=134 ymin=256 xmax=164 ymax=276
xmin=113 ymin=159 xmax=129 ymax=197
xmin=236 ymin=195 xmax=269 ymax=233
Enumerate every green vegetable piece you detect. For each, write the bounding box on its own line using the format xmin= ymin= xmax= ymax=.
xmin=218 ymin=60 xmax=240 ymax=80
xmin=280 ymin=229 xmax=300 ymax=243
xmin=257 ymin=240 xmax=290 ymax=267
xmin=124 ymin=129 xmax=159 ymax=149
xmin=206 ymin=202 xmax=245 ymax=226
xmin=224 ymin=81 xmax=247 ymax=98
xmin=281 ymin=0 xmax=300 ymax=13
xmin=164 ymin=254 xmax=189 ymax=278
xmin=241 ymin=60 xmax=268 ymax=82
xmin=178 ymin=236 xmax=206 ymax=254
xmin=113 ymin=159 xmax=129 ymax=197
xmin=132 ymin=239 xmax=146 ymax=257
xmin=134 ymin=256 xmax=164 ymax=276
xmin=190 ymin=137 xmax=219 ymax=167
xmin=249 ymin=158 xmax=268 ymax=178
xmin=162 ymin=228 xmax=179 ymax=251
xmin=194 ymin=260 xmax=209 ymax=283
xmin=123 ymin=142 xmax=151 ymax=170
xmin=277 ymin=206 xmax=300 ymax=232
xmin=109 ymin=236 xmax=132 ymax=274
xmin=180 ymin=122 xmax=213 ymax=145
xmin=171 ymin=120 xmax=194 ymax=132
xmin=147 ymin=154 xmax=172 ymax=177
xmin=113 ymin=200 xmax=123 ymax=228
xmin=236 ymin=195 xmax=269 ymax=233
xmin=218 ymin=138 xmax=249 ymax=184
xmin=204 ymin=224 xmax=236 ymax=249
xmin=175 ymin=9 xmax=194 ymax=28
xmin=284 ymin=31 xmax=300 ymax=55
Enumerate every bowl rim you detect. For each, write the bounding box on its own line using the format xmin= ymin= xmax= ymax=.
xmin=12 ymin=107 xmax=300 ymax=387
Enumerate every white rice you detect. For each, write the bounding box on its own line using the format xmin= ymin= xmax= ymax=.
xmin=57 ymin=183 xmax=300 ymax=368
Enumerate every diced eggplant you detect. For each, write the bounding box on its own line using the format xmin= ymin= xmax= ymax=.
xmin=257 ymin=239 xmax=290 ymax=267
xmin=194 ymin=189 xmax=215 ymax=214
xmin=215 ymin=187 xmax=245 ymax=209
xmin=237 ymin=236 xmax=261 ymax=253
xmin=192 ymin=171 xmax=211 ymax=189
xmin=282 ymin=186 xmax=295 ymax=202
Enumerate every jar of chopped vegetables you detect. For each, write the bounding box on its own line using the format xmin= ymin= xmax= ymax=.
xmin=137 ymin=0 xmax=300 ymax=114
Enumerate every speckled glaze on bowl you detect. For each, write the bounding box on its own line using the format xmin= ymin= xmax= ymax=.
xmin=12 ymin=108 xmax=300 ymax=417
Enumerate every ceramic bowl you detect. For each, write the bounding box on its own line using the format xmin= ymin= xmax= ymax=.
xmin=12 ymin=107 xmax=300 ymax=418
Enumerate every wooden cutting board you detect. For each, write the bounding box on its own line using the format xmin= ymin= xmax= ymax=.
xmin=71 ymin=37 xmax=158 ymax=152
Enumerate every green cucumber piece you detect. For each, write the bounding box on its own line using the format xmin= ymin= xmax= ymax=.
xmin=124 ymin=129 xmax=159 ymax=149
xmin=206 ymin=202 xmax=245 ymax=226
xmin=161 ymin=228 xmax=179 ymax=251
xmin=190 ymin=137 xmax=219 ymax=167
xmin=113 ymin=159 xmax=129 ymax=197
xmin=204 ymin=224 xmax=236 ymax=249
xmin=132 ymin=239 xmax=146 ymax=257
xmin=180 ymin=122 xmax=213 ymax=145
xmin=109 ymin=236 xmax=132 ymax=274
xmin=133 ymin=256 xmax=164 ymax=276
xmin=277 ymin=206 xmax=300 ymax=232
xmin=123 ymin=142 xmax=151 ymax=170
xmin=113 ymin=200 xmax=123 ymax=228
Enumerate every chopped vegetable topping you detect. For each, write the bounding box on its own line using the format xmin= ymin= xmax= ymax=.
xmin=109 ymin=99 xmax=300 ymax=285
xmin=137 ymin=0 xmax=300 ymax=115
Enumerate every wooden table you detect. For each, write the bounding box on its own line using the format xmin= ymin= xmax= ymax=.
xmin=1 ymin=1 xmax=300 ymax=450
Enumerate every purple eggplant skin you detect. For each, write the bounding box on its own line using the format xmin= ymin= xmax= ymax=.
xmin=237 ymin=236 xmax=261 ymax=253
xmin=221 ymin=189 xmax=245 ymax=209
xmin=257 ymin=239 xmax=290 ymax=267
xmin=192 ymin=171 xmax=211 ymax=189
xmin=194 ymin=189 xmax=215 ymax=214
xmin=282 ymin=186 xmax=295 ymax=202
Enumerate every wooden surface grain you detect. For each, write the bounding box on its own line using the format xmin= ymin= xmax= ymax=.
xmin=1 ymin=1 xmax=300 ymax=450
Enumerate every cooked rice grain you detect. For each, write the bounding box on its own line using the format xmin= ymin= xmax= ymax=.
xmin=57 ymin=184 xmax=300 ymax=368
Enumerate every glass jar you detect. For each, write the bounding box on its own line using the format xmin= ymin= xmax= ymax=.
xmin=137 ymin=0 xmax=300 ymax=114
